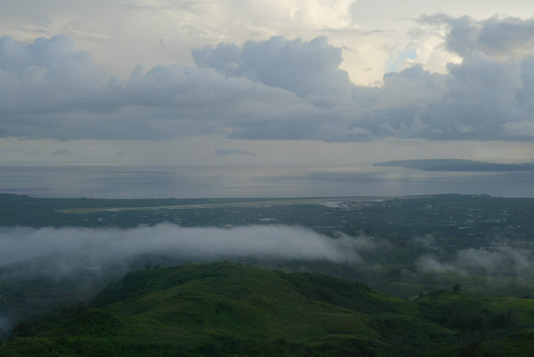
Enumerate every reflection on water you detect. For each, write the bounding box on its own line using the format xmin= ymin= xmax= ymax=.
xmin=0 ymin=165 xmax=532 ymax=198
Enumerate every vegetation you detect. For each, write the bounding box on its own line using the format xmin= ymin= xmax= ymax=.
xmin=2 ymin=262 xmax=534 ymax=356
xmin=2 ymin=193 xmax=534 ymax=354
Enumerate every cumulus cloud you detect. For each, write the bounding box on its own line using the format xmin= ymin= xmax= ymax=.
xmin=0 ymin=35 xmax=97 ymax=83
xmin=2 ymin=15 xmax=534 ymax=142
xmin=0 ymin=36 xmax=316 ymax=139
xmin=0 ymin=35 xmax=99 ymax=112
xmin=193 ymin=36 xmax=352 ymax=98
xmin=420 ymin=15 xmax=534 ymax=59
xmin=0 ymin=224 xmax=363 ymax=276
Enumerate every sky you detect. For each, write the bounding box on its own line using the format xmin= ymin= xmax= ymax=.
xmin=1 ymin=0 xmax=534 ymax=170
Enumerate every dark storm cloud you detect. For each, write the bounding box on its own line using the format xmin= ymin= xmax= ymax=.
xmin=2 ymin=18 xmax=534 ymax=141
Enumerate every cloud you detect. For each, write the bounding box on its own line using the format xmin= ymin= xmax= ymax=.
xmin=410 ymin=234 xmax=436 ymax=248
xmin=417 ymin=243 xmax=534 ymax=278
xmin=420 ymin=15 xmax=534 ymax=59
xmin=0 ymin=0 xmax=361 ymax=83
xmin=0 ymin=36 xmax=314 ymax=140
xmin=2 ymin=17 xmax=534 ymax=143
xmin=52 ymin=149 xmax=73 ymax=156
xmin=503 ymin=121 xmax=534 ymax=138
xmin=0 ymin=35 xmax=344 ymax=140
xmin=193 ymin=36 xmax=352 ymax=98
xmin=0 ymin=35 xmax=100 ymax=113
xmin=215 ymin=149 xmax=256 ymax=157
xmin=0 ymin=35 xmax=96 ymax=82
xmin=0 ymin=224 xmax=364 ymax=276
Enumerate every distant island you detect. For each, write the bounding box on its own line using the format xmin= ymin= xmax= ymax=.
xmin=374 ymin=159 xmax=534 ymax=172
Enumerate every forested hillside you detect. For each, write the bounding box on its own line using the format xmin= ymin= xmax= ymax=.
xmin=2 ymin=263 xmax=534 ymax=356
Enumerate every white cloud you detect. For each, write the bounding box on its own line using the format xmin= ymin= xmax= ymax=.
xmin=0 ymin=224 xmax=362 ymax=274
xmin=193 ymin=36 xmax=351 ymax=98
xmin=418 ymin=244 xmax=534 ymax=278
xmin=2 ymin=14 xmax=534 ymax=143
xmin=0 ymin=0 xmax=358 ymax=80
xmin=0 ymin=35 xmax=100 ymax=112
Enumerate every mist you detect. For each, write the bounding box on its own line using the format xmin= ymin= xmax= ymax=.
xmin=417 ymin=243 xmax=534 ymax=279
xmin=0 ymin=224 xmax=364 ymax=276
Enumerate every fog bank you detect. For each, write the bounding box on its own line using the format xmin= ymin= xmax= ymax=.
xmin=0 ymin=224 xmax=362 ymax=272
xmin=417 ymin=244 xmax=534 ymax=278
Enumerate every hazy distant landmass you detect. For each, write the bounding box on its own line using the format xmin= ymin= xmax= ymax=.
xmin=375 ymin=159 xmax=534 ymax=172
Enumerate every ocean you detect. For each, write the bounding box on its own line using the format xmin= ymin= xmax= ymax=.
xmin=0 ymin=165 xmax=532 ymax=199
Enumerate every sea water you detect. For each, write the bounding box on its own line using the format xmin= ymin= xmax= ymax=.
xmin=0 ymin=165 xmax=532 ymax=199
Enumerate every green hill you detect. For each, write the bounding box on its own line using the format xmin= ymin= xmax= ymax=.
xmin=2 ymin=262 xmax=534 ymax=356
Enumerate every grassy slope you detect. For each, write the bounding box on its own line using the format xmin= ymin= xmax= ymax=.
xmin=2 ymin=262 xmax=534 ymax=356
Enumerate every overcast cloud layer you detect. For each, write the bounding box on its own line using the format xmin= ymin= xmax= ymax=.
xmin=1 ymin=14 xmax=534 ymax=143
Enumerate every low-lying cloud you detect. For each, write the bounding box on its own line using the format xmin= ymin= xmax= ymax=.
xmin=417 ymin=244 xmax=534 ymax=278
xmin=0 ymin=224 xmax=363 ymax=274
